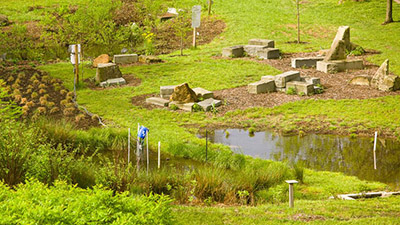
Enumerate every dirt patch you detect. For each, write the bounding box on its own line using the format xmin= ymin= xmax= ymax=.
xmin=292 ymin=213 xmax=326 ymax=222
xmin=0 ymin=64 xmax=99 ymax=129
xmin=84 ymin=74 xmax=141 ymax=90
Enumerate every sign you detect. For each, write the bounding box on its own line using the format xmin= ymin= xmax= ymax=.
xmin=191 ymin=5 xmax=201 ymax=28
xmin=69 ymin=44 xmax=81 ymax=65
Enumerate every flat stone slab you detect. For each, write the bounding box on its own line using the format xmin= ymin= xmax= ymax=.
xmin=248 ymin=80 xmax=276 ymax=94
xmin=274 ymin=71 xmax=301 ymax=88
xmin=286 ymin=81 xmax=314 ymax=95
xmin=243 ymin=45 xmax=269 ymax=57
xmin=96 ymin=63 xmax=122 ymax=82
xmin=316 ymin=59 xmax=363 ymax=73
xmin=192 ymin=87 xmax=213 ymax=100
xmin=257 ymin=48 xmax=280 ymax=59
xmin=100 ymin=77 xmax=126 ymax=87
xmin=146 ymin=97 xmax=170 ymax=107
xmin=197 ymin=98 xmax=222 ymax=111
xmin=261 ymin=75 xmax=275 ymax=82
xmin=114 ymin=54 xmax=138 ymax=64
xmin=248 ymin=39 xmax=275 ymax=48
xmin=222 ymin=45 xmax=244 ymax=58
xmin=291 ymin=57 xmax=324 ymax=68
xmin=169 ymin=102 xmax=194 ymax=112
xmin=160 ymin=85 xmax=177 ymax=99
xmin=349 ymin=75 xmax=371 ymax=86
xmin=301 ymin=77 xmax=321 ymax=85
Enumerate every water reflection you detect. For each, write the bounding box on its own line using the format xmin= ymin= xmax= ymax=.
xmin=202 ymin=129 xmax=400 ymax=187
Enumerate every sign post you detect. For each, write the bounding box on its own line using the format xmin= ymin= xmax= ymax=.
xmin=69 ymin=44 xmax=81 ymax=85
xmin=192 ymin=5 xmax=201 ymax=48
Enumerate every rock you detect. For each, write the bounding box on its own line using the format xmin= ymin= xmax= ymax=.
xmin=274 ymin=71 xmax=301 ymax=88
xmin=139 ymin=55 xmax=162 ymax=63
xmin=114 ymin=54 xmax=138 ymax=64
xmin=169 ymin=102 xmax=195 ymax=112
xmin=100 ymin=77 xmax=126 ymax=87
xmin=0 ymin=14 xmax=9 ymax=26
xmin=160 ymin=85 xmax=177 ymax=99
xmin=248 ymin=39 xmax=275 ymax=48
xmin=331 ymin=26 xmax=357 ymax=52
xmin=222 ymin=46 xmax=244 ymax=58
xmin=146 ymin=97 xmax=170 ymax=107
xmin=248 ymin=80 xmax=276 ymax=94
xmin=93 ymin=54 xmax=111 ymax=68
xmin=192 ymin=87 xmax=213 ymax=99
xmin=169 ymin=83 xmax=198 ymax=103
xmin=316 ymin=59 xmax=363 ymax=73
xmin=243 ymin=45 xmax=269 ymax=57
xmin=95 ymin=63 xmax=122 ymax=82
xmin=324 ymin=40 xmax=346 ymax=61
xmin=286 ymin=81 xmax=314 ymax=95
xmin=261 ymin=75 xmax=275 ymax=82
xmin=291 ymin=57 xmax=324 ymax=68
xmin=257 ymin=48 xmax=280 ymax=59
xmin=349 ymin=75 xmax=372 ymax=86
xmin=381 ymin=75 xmax=400 ymax=91
xmin=371 ymin=59 xmax=389 ymax=88
xmin=197 ymin=98 xmax=222 ymax=111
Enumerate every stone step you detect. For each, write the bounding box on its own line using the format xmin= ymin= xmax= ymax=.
xmin=257 ymin=48 xmax=280 ymax=59
xmin=248 ymin=80 xmax=276 ymax=94
xmin=169 ymin=102 xmax=195 ymax=112
xmin=286 ymin=81 xmax=314 ymax=95
xmin=243 ymin=45 xmax=269 ymax=57
xmin=291 ymin=57 xmax=324 ymax=68
xmin=114 ymin=54 xmax=138 ymax=64
xmin=96 ymin=63 xmax=122 ymax=83
xmin=160 ymin=85 xmax=176 ymax=99
xmin=197 ymin=98 xmax=222 ymax=112
xmin=248 ymin=39 xmax=275 ymax=48
xmin=261 ymin=75 xmax=275 ymax=82
xmin=316 ymin=59 xmax=363 ymax=73
xmin=146 ymin=97 xmax=170 ymax=107
xmin=274 ymin=71 xmax=301 ymax=88
xmin=192 ymin=87 xmax=213 ymax=100
xmin=100 ymin=77 xmax=126 ymax=87
xmin=222 ymin=45 xmax=244 ymax=58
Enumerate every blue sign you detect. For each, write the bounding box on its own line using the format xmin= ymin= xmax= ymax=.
xmin=138 ymin=126 xmax=149 ymax=139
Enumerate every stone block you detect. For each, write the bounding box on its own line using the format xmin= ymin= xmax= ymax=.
xmin=248 ymin=39 xmax=275 ymax=48
xmin=379 ymin=75 xmax=400 ymax=92
xmin=261 ymin=75 xmax=275 ymax=82
xmin=303 ymin=77 xmax=321 ymax=85
xmin=349 ymin=75 xmax=371 ymax=86
xmin=316 ymin=60 xmax=363 ymax=73
xmin=286 ymin=81 xmax=314 ymax=95
xmin=160 ymin=85 xmax=176 ymax=97
xmin=222 ymin=46 xmax=244 ymax=58
xmin=324 ymin=40 xmax=346 ymax=61
xmin=114 ymin=54 xmax=138 ymax=64
xmin=257 ymin=48 xmax=280 ymax=59
xmin=197 ymin=98 xmax=222 ymax=112
xmin=248 ymin=80 xmax=276 ymax=94
xmin=169 ymin=102 xmax=194 ymax=112
xmin=100 ymin=77 xmax=126 ymax=87
xmin=291 ymin=57 xmax=324 ymax=68
xmin=192 ymin=87 xmax=213 ymax=99
xmin=96 ymin=63 xmax=122 ymax=82
xmin=146 ymin=97 xmax=170 ymax=107
xmin=371 ymin=59 xmax=389 ymax=88
xmin=274 ymin=71 xmax=301 ymax=88
xmin=243 ymin=45 xmax=269 ymax=57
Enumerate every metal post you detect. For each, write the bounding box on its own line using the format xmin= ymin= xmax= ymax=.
xmin=146 ymin=130 xmax=149 ymax=175
xmin=128 ymin=128 xmax=130 ymax=164
xmin=373 ymin=131 xmax=378 ymax=170
xmin=286 ymin=180 xmax=298 ymax=208
xmin=205 ymin=130 xmax=208 ymax=161
xmin=136 ymin=123 xmax=140 ymax=172
xmin=74 ymin=44 xmax=79 ymax=84
xmin=158 ymin=141 xmax=161 ymax=169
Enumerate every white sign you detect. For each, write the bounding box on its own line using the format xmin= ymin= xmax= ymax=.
xmin=69 ymin=44 xmax=81 ymax=65
xmin=191 ymin=5 xmax=201 ymax=28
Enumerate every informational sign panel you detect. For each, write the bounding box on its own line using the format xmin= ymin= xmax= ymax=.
xmin=69 ymin=44 xmax=81 ymax=65
xmin=191 ymin=5 xmax=201 ymax=28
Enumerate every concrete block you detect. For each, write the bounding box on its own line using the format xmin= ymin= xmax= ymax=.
xmin=274 ymin=71 xmax=301 ymax=88
xmin=286 ymin=81 xmax=314 ymax=95
xmin=248 ymin=80 xmax=276 ymax=94
xmin=96 ymin=63 xmax=122 ymax=82
xmin=248 ymin=39 xmax=275 ymax=48
xmin=349 ymin=75 xmax=371 ymax=86
xmin=169 ymin=102 xmax=194 ymax=112
xmin=146 ymin=97 xmax=170 ymax=107
xmin=197 ymin=98 xmax=222 ymax=111
xmin=291 ymin=57 xmax=324 ymax=68
xmin=316 ymin=60 xmax=363 ymax=73
xmin=100 ymin=77 xmax=126 ymax=87
xmin=302 ymin=77 xmax=321 ymax=85
xmin=261 ymin=75 xmax=275 ymax=82
xmin=192 ymin=87 xmax=213 ymax=99
xmin=222 ymin=46 xmax=244 ymax=58
xmin=257 ymin=48 xmax=280 ymax=59
xmin=160 ymin=85 xmax=176 ymax=99
xmin=114 ymin=54 xmax=138 ymax=64
xmin=243 ymin=45 xmax=269 ymax=57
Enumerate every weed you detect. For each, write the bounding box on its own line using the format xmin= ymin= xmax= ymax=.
xmin=286 ymin=87 xmax=296 ymax=95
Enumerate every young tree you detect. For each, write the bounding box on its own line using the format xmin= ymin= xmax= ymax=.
xmin=171 ymin=9 xmax=191 ymax=56
xmin=384 ymin=0 xmax=394 ymax=24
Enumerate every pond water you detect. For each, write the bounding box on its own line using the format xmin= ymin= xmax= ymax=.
xmin=200 ymin=129 xmax=400 ymax=187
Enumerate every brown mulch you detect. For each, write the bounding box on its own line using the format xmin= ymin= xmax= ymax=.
xmin=84 ymin=74 xmax=141 ymax=90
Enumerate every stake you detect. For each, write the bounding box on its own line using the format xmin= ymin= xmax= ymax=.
xmin=158 ymin=141 xmax=161 ymax=169
xmin=192 ymin=27 xmax=196 ymax=48
xmin=128 ymin=128 xmax=130 ymax=164
xmin=286 ymin=180 xmax=298 ymax=208
xmin=296 ymin=0 xmax=300 ymax=44
xmin=205 ymin=130 xmax=208 ymax=161
xmin=74 ymin=44 xmax=79 ymax=84
xmin=137 ymin=123 xmax=140 ymax=172
xmin=208 ymin=0 xmax=212 ymax=15
xmin=146 ymin=130 xmax=149 ymax=175
xmin=373 ymin=131 xmax=378 ymax=170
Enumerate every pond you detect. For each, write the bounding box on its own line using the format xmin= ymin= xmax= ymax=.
xmin=199 ymin=129 xmax=400 ymax=187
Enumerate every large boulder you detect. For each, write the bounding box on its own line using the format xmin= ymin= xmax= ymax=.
xmin=324 ymin=40 xmax=346 ymax=61
xmin=95 ymin=63 xmax=122 ymax=83
xmin=93 ymin=54 xmax=111 ymax=67
xmin=169 ymin=83 xmax=198 ymax=103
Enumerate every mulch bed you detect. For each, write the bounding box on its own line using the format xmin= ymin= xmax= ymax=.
xmin=84 ymin=74 xmax=141 ymax=90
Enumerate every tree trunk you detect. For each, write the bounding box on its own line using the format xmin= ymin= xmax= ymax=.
xmin=384 ymin=0 xmax=394 ymax=24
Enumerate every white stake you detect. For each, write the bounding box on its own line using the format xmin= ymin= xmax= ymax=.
xmin=146 ymin=130 xmax=149 ymax=175
xmin=286 ymin=180 xmax=298 ymax=208
xmin=158 ymin=141 xmax=161 ymax=169
xmin=128 ymin=128 xmax=130 ymax=164
xmin=137 ymin=123 xmax=140 ymax=172
xmin=373 ymin=131 xmax=378 ymax=170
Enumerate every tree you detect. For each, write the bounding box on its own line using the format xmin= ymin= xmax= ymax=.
xmin=383 ymin=0 xmax=394 ymax=24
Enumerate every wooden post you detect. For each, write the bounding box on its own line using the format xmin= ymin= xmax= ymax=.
xmin=205 ymin=130 xmax=208 ymax=161
xmin=192 ymin=27 xmax=197 ymax=48
xmin=146 ymin=130 xmax=149 ymax=175
xmin=74 ymin=44 xmax=79 ymax=84
xmin=373 ymin=131 xmax=378 ymax=170
xmin=136 ymin=123 xmax=140 ymax=172
xmin=128 ymin=128 xmax=130 ymax=164
xmin=286 ymin=180 xmax=298 ymax=208
xmin=158 ymin=141 xmax=161 ymax=169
